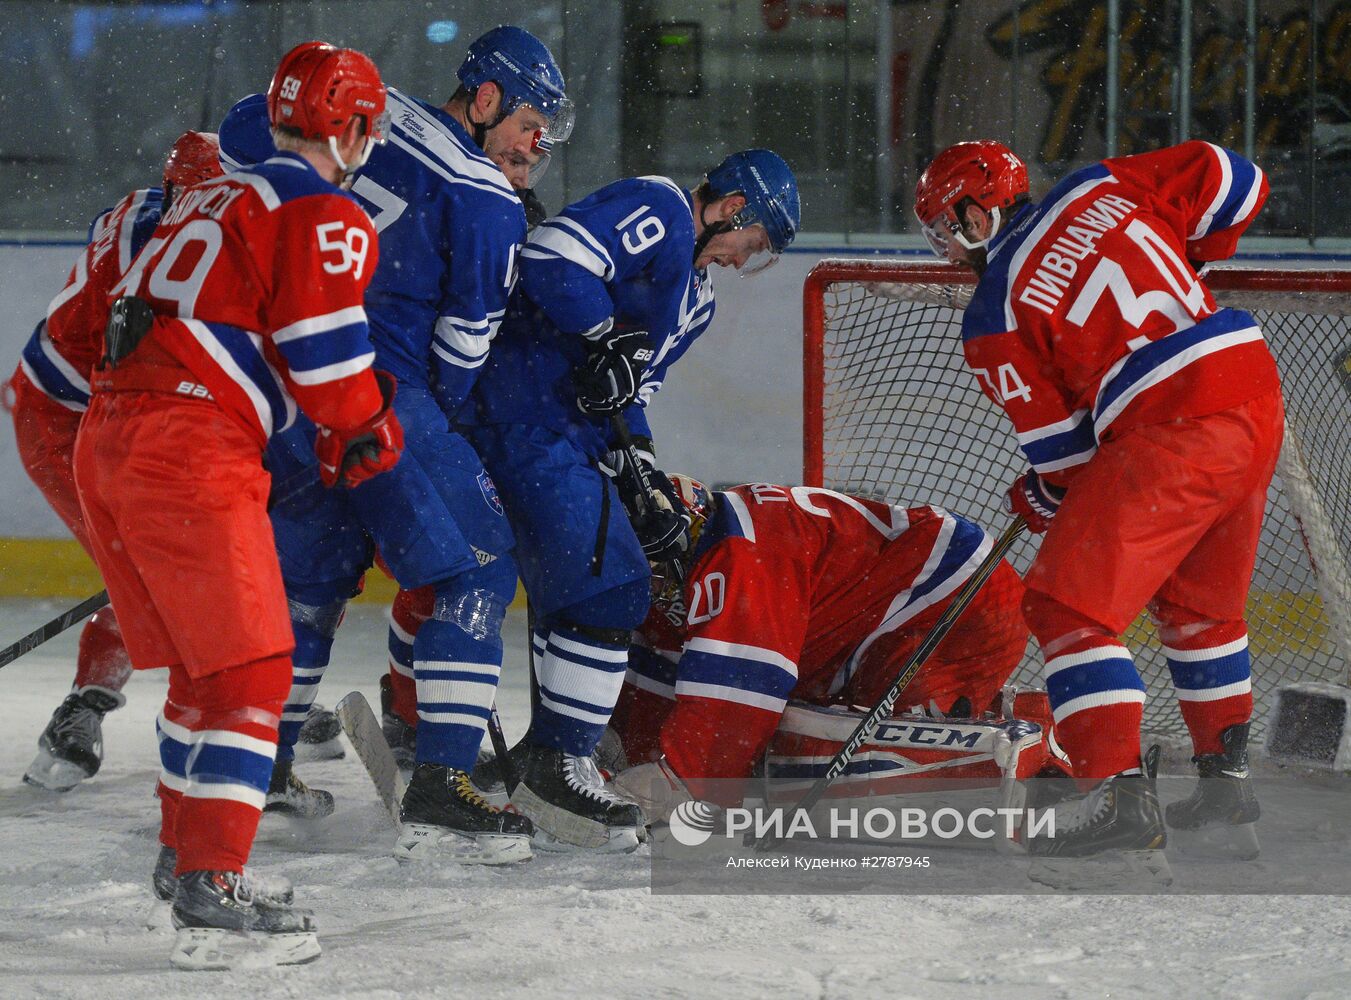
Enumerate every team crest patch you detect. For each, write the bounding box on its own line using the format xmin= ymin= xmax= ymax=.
xmin=477 ymin=470 xmax=503 ymax=516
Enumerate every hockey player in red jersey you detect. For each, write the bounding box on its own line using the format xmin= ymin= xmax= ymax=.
xmin=915 ymin=139 xmax=1281 ymax=874
xmin=13 ymin=131 xmax=223 ymax=792
xmin=603 ymin=477 xmax=1032 ymax=816
xmin=73 ymin=42 xmax=400 ymax=968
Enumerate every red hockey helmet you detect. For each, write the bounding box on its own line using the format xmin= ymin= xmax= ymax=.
xmin=162 ymin=131 xmax=222 ymax=194
xmin=266 ymin=40 xmax=389 ymax=169
xmin=914 ymin=140 xmax=1029 ymax=257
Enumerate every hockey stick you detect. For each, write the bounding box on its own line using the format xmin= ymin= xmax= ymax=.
xmin=755 ymin=516 xmax=1027 ymax=851
xmin=608 ymin=413 xmax=686 ymax=586
xmin=607 ymin=413 xmax=656 ymax=518
xmin=0 ymin=589 xmax=110 ymax=670
xmin=486 ymin=707 xmax=520 ymax=793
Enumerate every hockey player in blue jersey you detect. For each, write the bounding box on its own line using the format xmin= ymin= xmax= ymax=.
xmin=468 ymin=150 xmax=800 ymax=850
xmin=220 ymin=26 xmax=574 ymax=865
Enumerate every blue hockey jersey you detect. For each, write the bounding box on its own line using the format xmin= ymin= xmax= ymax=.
xmin=218 ymin=88 xmax=526 ymax=416
xmin=472 ymin=175 xmax=717 ymax=453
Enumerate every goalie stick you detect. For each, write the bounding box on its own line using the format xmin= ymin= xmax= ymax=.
xmin=0 ymin=589 xmax=109 ymax=670
xmin=755 ymin=516 xmax=1027 ymax=851
xmin=336 ymin=691 xmax=405 ymax=826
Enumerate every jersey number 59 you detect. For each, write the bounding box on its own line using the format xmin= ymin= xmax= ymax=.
xmin=316 ymin=221 xmax=371 ymax=280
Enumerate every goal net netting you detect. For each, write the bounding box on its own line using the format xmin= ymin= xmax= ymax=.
xmin=804 ymin=260 xmax=1351 ymax=744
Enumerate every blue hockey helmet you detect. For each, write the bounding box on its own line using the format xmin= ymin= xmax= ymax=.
xmin=705 ymin=149 xmax=800 ymax=255
xmin=458 ymin=26 xmax=574 ymax=145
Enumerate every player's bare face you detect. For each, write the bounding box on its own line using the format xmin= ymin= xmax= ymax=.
xmin=483 ymin=105 xmax=549 ymax=172
xmin=696 ymin=224 xmax=771 ymax=270
xmin=938 ymin=230 xmax=978 ymax=268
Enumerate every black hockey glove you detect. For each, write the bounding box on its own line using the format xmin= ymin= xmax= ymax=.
xmin=633 ymin=502 xmax=691 ymax=563
xmin=599 ymin=441 xmax=692 ymax=562
xmin=575 ymin=328 xmax=653 ymax=416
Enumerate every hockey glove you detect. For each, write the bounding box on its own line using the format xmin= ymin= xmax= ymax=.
xmin=634 ymin=502 xmax=692 ymax=563
xmin=1004 ymin=470 xmax=1067 ymax=534
xmin=575 ymin=328 xmax=654 ymax=416
xmin=315 ymin=370 xmax=404 ymax=489
xmin=634 ymin=464 xmax=693 ymax=562
xmin=599 ymin=442 xmax=692 ymax=562
xmin=599 ymin=436 xmax=657 ymax=510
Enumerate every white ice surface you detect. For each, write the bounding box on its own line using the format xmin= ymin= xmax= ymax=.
xmin=2 ymin=600 xmax=1351 ymax=999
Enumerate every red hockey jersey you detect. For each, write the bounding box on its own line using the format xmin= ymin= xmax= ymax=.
xmin=656 ymin=484 xmax=995 ymax=715
xmin=19 ymin=188 xmax=164 ymax=411
xmin=961 ymin=141 xmax=1279 ymax=486
xmin=116 ymin=153 xmax=382 ymax=443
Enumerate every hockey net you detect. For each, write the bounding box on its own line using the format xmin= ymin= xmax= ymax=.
xmin=803 ymin=259 xmax=1351 ymax=744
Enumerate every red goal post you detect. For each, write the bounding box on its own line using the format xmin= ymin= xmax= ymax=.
xmin=802 ymin=258 xmax=1351 ymax=743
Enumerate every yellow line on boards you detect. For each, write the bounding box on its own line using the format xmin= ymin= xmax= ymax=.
xmin=0 ymin=538 xmax=526 ymax=608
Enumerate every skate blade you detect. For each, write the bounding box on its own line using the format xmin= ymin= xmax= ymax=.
xmin=22 ymin=749 xmax=92 ymax=792
xmin=263 ymin=796 xmax=336 ymax=821
xmin=393 ymin=823 xmax=533 ymax=866
xmin=531 ymin=825 xmax=641 ymax=855
xmin=1029 ymin=849 xmax=1174 ymax=891
xmin=1172 ymin=822 xmax=1260 ymax=861
xmin=293 ymin=737 xmax=345 ymax=763
xmin=169 ymin=926 xmax=321 ymax=970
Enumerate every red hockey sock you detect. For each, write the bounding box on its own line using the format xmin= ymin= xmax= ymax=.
xmin=163 ymin=657 xmax=289 ymax=875
xmin=388 ymin=586 xmax=432 ymax=728
xmin=74 ymin=608 xmax=132 ymax=692
xmin=1024 ymin=591 xmax=1146 ymax=782
xmin=157 ymin=782 xmax=182 ymax=851
xmin=1154 ymin=614 xmax=1253 ymax=756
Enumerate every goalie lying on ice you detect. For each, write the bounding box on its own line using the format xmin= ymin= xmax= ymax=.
xmin=606 ymin=479 xmax=1063 ymax=819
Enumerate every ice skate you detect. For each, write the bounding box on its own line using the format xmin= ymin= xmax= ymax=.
xmin=379 ymin=674 xmax=417 ymax=773
xmin=169 ymin=870 xmax=319 ymax=970
xmin=1166 ymin=723 xmax=1261 ymax=860
xmin=153 ymin=845 xmax=294 ymax=905
xmin=394 ymin=763 xmax=533 ymax=865
xmin=294 ymin=704 xmax=345 ymax=762
xmin=1027 ymin=748 xmax=1172 ymax=890
xmin=23 ymin=687 xmax=124 ymax=791
xmin=470 ymin=741 xmax=529 ymax=806
xmin=512 ymin=743 xmax=645 ymax=853
xmin=264 ymin=758 xmax=335 ymax=819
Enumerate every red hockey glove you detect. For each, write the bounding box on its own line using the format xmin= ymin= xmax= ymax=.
xmin=315 ymin=370 xmax=404 ymax=489
xmin=1003 ymin=470 xmax=1066 ymax=534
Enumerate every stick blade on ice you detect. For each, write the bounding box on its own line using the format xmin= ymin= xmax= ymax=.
xmin=336 ymin=691 xmax=404 ymax=826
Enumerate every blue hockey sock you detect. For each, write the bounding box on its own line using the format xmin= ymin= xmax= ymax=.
xmin=413 ymin=571 xmax=512 ymax=772
xmin=276 ymin=600 xmax=343 ymax=762
xmin=530 ymin=626 xmax=629 ymax=757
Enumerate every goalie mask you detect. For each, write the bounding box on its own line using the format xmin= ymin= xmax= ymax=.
xmin=651 ymin=474 xmax=715 ymax=612
xmin=914 ymin=140 xmax=1028 ymax=259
